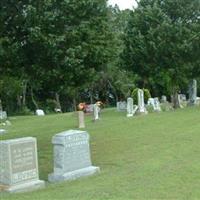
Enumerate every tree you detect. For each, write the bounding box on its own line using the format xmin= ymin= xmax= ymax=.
xmin=0 ymin=0 xmax=116 ymax=113
xmin=122 ymin=0 xmax=200 ymax=107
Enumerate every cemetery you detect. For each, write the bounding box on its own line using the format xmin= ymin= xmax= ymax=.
xmin=1 ymin=101 xmax=200 ymax=199
xmin=1 ymin=0 xmax=200 ymax=199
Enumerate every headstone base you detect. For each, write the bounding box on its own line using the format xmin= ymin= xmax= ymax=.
xmin=137 ymin=111 xmax=148 ymax=115
xmin=0 ymin=180 xmax=45 ymax=193
xmin=48 ymin=166 xmax=100 ymax=183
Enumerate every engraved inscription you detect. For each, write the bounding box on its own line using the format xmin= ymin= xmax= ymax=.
xmin=10 ymin=141 xmax=37 ymax=183
xmin=63 ymin=133 xmax=91 ymax=172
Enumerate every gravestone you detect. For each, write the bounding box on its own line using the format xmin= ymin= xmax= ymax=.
xmin=147 ymin=98 xmax=155 ymax=108
xmin=48 ymin=130 xmax=100 ymax=182
xmin=0 ymin=111 xmax=7 ymax=121
xmin=180 ymin=94 xmax=186 ymax=101
xmin=161 ymin=95 xmax=167 ymax=103
xmin=137 ymin=89 xmax=148 ymax=114
xmin=78 ymin=111 xmax=85 ymax=128
xmin=177 ymin=94 xmax=184 ymax=108
xmin=127 ymin=97 xmax=134 ymax=117
xmin=93 ymin=104 xmax=99 ymax=121
xmin=0 ymin=129 xmax=7 ymax=135
xmin=116 ymin=101 xmax=127 ymax=112
xmin=188 ymin=79 xmax=197 ymax=105
xmin=0 ymin=137 xmax=45 ymax=193
xmin=154 ymin=98 xmax=161 ymax=112
xmin=35 ymin=109 xmax=45 ymax=116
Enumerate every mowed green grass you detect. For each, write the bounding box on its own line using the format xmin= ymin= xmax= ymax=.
xmin=1 ymin=107 xmax=200 ymax=200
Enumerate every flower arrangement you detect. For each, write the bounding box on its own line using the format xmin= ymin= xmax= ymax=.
xmin=77 ymin=102 xmax=86 ymax=111
xmin=96 ymin=101 xmax=103 ymax=107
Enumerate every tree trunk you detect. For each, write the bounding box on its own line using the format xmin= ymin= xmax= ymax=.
xmin=22 ymin=80 xmax=27 ymax=107
xmin=55 ymin=92 xmax=62 ymax=112
xmin=30 ymin=87 xmax=39 ymax=109
xmin=0 ymin=99 xmax=2 ymax=111
xmin=89 ymin=90 xmax=93 ymax=105
xmin=73 ymin=97 xmax=77 ymax=111
xmin=17 ymin=95 xmax=22 ymax=109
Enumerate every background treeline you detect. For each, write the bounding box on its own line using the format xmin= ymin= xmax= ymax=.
xmin=0 ymin=0 xmax=199 ymax=114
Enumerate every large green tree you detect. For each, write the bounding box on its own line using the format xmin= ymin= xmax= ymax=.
xmin=0 ymin=0 xmax=116 ymax=113
xmin=122 ymin=0 xmax=200 ymax=106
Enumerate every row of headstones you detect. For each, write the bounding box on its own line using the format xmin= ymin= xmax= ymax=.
xmin=118 ymin=79 xmax=199 ymax=115
xmin=0 ymin=130 xmax=99 ymax=193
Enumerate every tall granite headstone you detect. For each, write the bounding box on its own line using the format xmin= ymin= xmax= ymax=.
xmin=0 ymin=137 xmax=45 ymax=193
xmin=48 ymin=130 xmax=100 ymax=183
xmin=188 ymin=79 xmax=197 ymax=105
xmin=127 ymin=97 xmax=134 ymax=117
xmin=137 ymin=89 xmax=148 ymax=114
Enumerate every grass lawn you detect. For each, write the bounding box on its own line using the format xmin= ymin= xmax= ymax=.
xmin=1 ymin=107 xmax=200 ymax=200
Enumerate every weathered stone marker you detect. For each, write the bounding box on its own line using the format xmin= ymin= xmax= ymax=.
xmin=0 ymin=111 xmax=7 ymax=121
xmin=127 ymin=97 xmax=134 ymax=117
xmin=161 ymin=95 xmax=167 ymax=103
xmin=116 ymin=101 xmax=127 ymax=112
xmin=154 ymin=98 xmax=162 ymax=112
xmin=78 ymin=111 xmax=85 ymax=128
xmin=93 ymin=104 xmax=99 ymax=121
xmin=48 ymin=130 xmax=100 ymax=183
xmin=0 ymin=137 xmax=45 ymax=193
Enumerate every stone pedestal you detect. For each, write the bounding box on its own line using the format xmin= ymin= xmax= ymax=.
xmin=78 ymin=111 xmax=85 ymax=128
xmin=0 ymin=137 xmax=45 ymax=193
xmin=48 ymin=130 xmax=100 ymax=183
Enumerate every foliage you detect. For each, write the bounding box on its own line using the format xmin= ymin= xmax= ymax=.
xmin=122 ymin=0 xmax=200 ymax=98
xmin=132 ymin=88 xmax=151 ymax=104
xmin=0 ymin=0 xmax=119 ymax=114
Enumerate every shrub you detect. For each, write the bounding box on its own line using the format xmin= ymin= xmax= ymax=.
xmin=131 ymin=88 xmax=151 ymax=104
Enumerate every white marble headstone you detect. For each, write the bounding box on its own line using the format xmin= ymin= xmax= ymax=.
xmin=36 ymin=109 xmax=45 ymax=116
xmin=127 ymin=98 xmax=134 ymax=117
xmin=137 ymin=89 xmax=148 ymax=114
